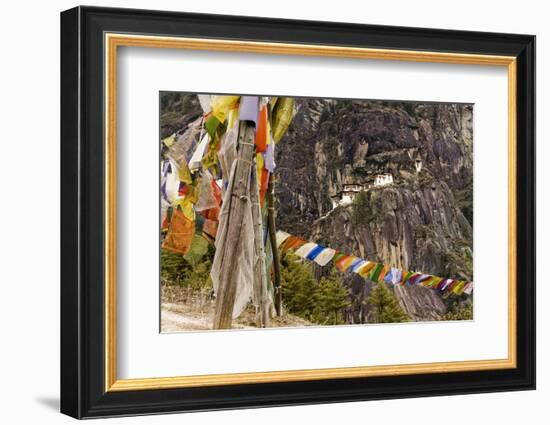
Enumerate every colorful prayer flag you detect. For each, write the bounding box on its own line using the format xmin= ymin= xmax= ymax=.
xmin=294 ymin=242 xmax=318 ymax=259
xmin=306 ymin=245 xmax=325 ymax=261
xmin=313 ymin=248 xmax=336 ymax=266
xmin=276 ymin=231 xmax=291 ymax=247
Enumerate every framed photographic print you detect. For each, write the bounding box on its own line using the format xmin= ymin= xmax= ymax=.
xmin=60 ymin=6 xmax=535 ymax=419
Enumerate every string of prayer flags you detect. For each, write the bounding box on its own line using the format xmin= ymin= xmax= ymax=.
xmin=275 ymin=230 xmax=473 ymax=296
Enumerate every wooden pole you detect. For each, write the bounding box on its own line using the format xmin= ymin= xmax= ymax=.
xmin=250 ymin=165 xmax=270 ymax=327
xmin=266 ymin=174 xmax=282 ymax=316
xmin=213 ymin=122 xmax=256 ymax=329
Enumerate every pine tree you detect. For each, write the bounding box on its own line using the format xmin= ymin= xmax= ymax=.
xmin=313 ymin=275 xmax=351 ymax=325
xmin=281 ymin=254 xmax=318 ymax=320
xmin=367 ymin=282 xmax=410 ymax=323
xmin=281 ymin=253 xmax=350 ymax=324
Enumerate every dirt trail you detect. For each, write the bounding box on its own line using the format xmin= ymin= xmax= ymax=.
xmin=161 ymin=285 xmax=312 ymax=333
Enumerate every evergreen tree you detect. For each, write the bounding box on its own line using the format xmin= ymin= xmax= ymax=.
xmin=313 ymin=274 xmax=351 ymax=325
xmin=281 ymin=254 xmax=318 ymax=320
xmin=281 ymin=253 xmax=350 ymax=324
xmin=367 ymin=282 xmax=410 ymax=323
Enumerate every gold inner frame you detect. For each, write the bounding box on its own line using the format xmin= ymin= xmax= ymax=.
xmin=104 ymin=33 xmax=517 ymax=392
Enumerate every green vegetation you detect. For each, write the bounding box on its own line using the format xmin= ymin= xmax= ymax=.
xmin=281 ymin=253 xmax=350 ymax=325
xmin=454 ymin=176 xmax=474 ymax=226
xmin=367 ymin=283 xmax=410 ymax=323
xmin=441 ymin=297 xmax=473 ymax=321
xmin=352 ymin=191 xmax=376 ymax=225
xmin=442 ymin=246 xmax=473 ymax=282
xmin=160 ymin=248 xmax=213 ymax=291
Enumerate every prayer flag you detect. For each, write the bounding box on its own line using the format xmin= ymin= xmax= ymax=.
xmin=313 ymin=248 xmax=336 ymax=266
xmin=162 ymin=208 xmax=195 ymax=255
xmin=306 ymin=245 xmax=325 ymax=261
xmin=463 ymin=282 xmax=474 ymax=295
xmin=255 ymin=105 xmax=268 ymax=153
xmin=294 ymin=242 xmax=318 ymax=259
xmin=356 ymin=261 xmax=376 ymax=277
xmin=336 ymin=255 xmax=360 ymax=272
xmin=264 ymin=142 xmax=276 ymax=172
xmin=189 ymin=133 xmax=209 ymax=170
xmin=239 ymin=96 xmax=259 ymax=125
xmin=197 ymin=94 xmax=211 ymax=113
xmin=351 ymin=260 xmax=368 ymax=273
xmin=369 ymin=263 xmax=384 ymax=282
xmin=162 ymin=134 xmax=175 ymax=147
xmin=271 ymin=97 xmax=295 ymax=143
xmin=210 ymin=95 xmax=240 ymax=123
xmin=276 ymin=231 xmax=291 ymax=247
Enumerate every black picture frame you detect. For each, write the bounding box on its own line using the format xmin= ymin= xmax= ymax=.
xmin=61 ymin=5 xmax=535 ymax=419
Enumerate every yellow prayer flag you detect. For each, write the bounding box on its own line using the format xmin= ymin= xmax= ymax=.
xmin=256 ymin=153 xmax=264 ymax=190
xmin=172 ymin=197 xmax=195 ymax=221
xmin=210 ymin=95 xmax=240 ymax=123
xmin=272 ymin=97 xmax=295 ymax=143
xmin=162 ymin=134 xmax=175 ymax=147
xmin=178 ymin=158 xmax=193 ymax=184
xmin=227 ymin=106 xmax=239 ymax=130
xmin=452 ymin=280 xmax=466 ymax=294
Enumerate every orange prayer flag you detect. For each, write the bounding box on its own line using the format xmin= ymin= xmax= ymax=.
xmin=255 ymin=105 xmax=268 ymax=153
xmin=280 ymin=236 xmax=307 ymax=252
xmin=335 ymin=255 xmax=358 ymax=272
xmin=161 ymin=208 xmax=195 ymax=255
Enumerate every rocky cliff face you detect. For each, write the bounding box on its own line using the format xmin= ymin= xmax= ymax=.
xmin=275 ymin=98 xmax=473 ymax=320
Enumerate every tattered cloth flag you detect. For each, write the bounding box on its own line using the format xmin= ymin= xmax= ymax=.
xmin=162 ymin=208 xmax=195 ymax=255
xmin=294 ymin=242 xmax=318 ymax=259
xmin=312 ymin=248 xmax=336 ymax=266
xmin=276 ymin=231 xmax=291 ymax=247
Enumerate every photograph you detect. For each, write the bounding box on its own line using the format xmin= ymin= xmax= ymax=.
xmin=160 ymin=93 xmax=474 ymax=332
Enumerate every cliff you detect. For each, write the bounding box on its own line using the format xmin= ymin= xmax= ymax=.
xmin=275 ymin=98 xmax=473 ymax=320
